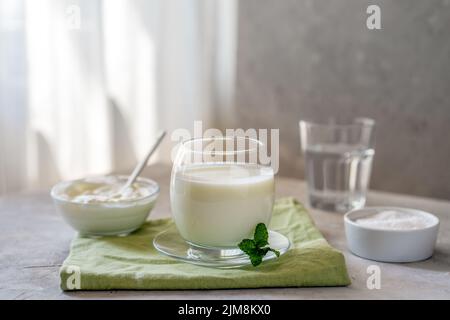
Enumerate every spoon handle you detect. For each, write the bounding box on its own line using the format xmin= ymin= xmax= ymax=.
xmin=122 ymin=130 xmax=166 ymax=190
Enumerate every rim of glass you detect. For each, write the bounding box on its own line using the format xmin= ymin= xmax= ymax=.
xmin=299 ymin=117 xmax=375 ymax=129
xmin=181 ymin=136 xmax=264 ymax=155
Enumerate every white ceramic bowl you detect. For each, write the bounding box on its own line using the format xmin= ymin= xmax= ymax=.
xmin=51 ymin=176 xmax=159 ymax=236
xmin=344 ymin=207 xmax=439 ymax=262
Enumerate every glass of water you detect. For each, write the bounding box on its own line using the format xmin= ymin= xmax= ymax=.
xmin=299 ymin=118 xmax=375 ymax=212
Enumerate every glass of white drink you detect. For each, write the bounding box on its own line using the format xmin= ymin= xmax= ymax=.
xmin=154 ymin=136 xmax=290 ymax=267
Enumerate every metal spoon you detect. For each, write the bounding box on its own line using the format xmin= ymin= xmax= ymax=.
xmin=119 ymin=130 xmax=166 ymax=192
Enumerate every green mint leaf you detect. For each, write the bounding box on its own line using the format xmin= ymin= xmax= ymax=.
xmin=249 ymin=254 xmax=263 ymax=267
xmin=238 ymin=239 xmax=256 ymax=255
xmin=238 ymin=223 xmax=281 ymax=267
xmin=257 ymin=247 xmax=270 ymax=255
xmin=254 ymin=223 xmax=269 ymax=247
xmin=268 ymin=248 xmax=280 ymax=257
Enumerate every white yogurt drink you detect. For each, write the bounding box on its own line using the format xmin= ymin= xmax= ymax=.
xmin=170 ymin=163 xmax=275 ymax=248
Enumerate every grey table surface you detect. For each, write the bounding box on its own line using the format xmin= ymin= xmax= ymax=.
xmin=1 ymin=163 xmax=449 ymax=300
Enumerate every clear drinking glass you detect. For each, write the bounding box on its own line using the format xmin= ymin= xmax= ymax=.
xmin=299 ymin=118 xmax=375 ymax=212
xmin=153 ymin=136 xmax=291 ymax=267
xmin=170 ymin=136 xmax=275 ymax=248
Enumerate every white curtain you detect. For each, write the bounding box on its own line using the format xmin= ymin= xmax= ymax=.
xmin=0 ymin=0 xmax=234 ymax=195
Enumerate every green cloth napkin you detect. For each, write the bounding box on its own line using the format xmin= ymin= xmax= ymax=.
xmin=60 ymin=198 xmax=350 ymax=290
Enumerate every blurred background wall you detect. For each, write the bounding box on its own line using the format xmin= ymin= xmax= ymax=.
xmin=229 ymin=0 xmax=450 ymax=199
xmin=0 ymin=0 xmax=219 ymax=194
xmin=1 ymin=0 xmax=449 ymax=200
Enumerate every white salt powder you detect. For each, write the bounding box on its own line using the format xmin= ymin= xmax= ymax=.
xmin=355 ymin=210 xmax=432 ymax=230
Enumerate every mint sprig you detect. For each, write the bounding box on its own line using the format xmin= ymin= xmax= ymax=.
xmin=238 ymin=223 xmax=280 ymax=267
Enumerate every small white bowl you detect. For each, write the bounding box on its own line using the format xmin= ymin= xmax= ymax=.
xmin=51 ymin=175 xmax=159 ymax=236
xmin=344 ymin=207 xmax=439 ymax=262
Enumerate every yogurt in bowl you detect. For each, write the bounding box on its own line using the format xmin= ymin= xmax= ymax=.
xmin=51 ymin=175 xmax=159 ymax=236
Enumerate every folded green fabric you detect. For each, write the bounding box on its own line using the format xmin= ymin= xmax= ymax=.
xmin=60 ymin=197 xmax=350 ymax=290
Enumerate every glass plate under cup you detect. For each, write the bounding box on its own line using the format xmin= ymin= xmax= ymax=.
xmin=153 ymin=226 xmax=290 ymax=268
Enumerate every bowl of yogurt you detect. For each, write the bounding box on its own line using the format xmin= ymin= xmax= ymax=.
xmin=51 ymin=175 xmax=159 ymax=236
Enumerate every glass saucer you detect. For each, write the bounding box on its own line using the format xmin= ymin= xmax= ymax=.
xmin=153 ymin=226 xmax=290 ymax=268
